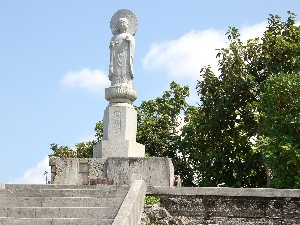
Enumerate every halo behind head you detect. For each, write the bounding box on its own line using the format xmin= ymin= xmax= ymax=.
xmin=110 ymin=9 xmax=138 ymax=36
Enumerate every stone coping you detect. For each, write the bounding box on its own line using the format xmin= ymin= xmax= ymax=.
xmin=147 ymin=186 xmax=300 ymax=198
xmin=113 ymin=180 xmax=146 ymax=225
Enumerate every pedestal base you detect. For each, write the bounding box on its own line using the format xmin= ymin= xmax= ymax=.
xmin=93 ymin=102 xmax=145 ymax=158
xmin=93 ymin=140 xmax=145 ymax=158
xmin=49 ymin=157 xmax=174 ymax=187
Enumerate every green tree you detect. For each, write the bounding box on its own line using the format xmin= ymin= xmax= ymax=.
xmin=136 ymin=81 xmax=191 ymax=184
xmin=255 ymin=73 xmax=300 ymax=188
xmin=193 ymin=11 xmax=300 ymax=187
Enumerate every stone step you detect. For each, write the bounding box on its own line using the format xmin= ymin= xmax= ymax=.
xmin=4 ymin=184 xmax=121 ymax=190
xmin=0 ymin=207 xmax=118 ymax=219
xmin=0 ymin=197 xmax=123 ymax=208
xmin=0 ymin=187 xmax=128 ymax=198
xmin=0 ymin=183 xmax=136 ymax=224
xmin=0 ymin=217 xmax=113 ymax=225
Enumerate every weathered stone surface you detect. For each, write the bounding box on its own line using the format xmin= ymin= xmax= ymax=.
xmin=3 ymin=184 xmax=129 ymax=198
xmin=113 ymin=180 xmax=146 ymax=225
xmin=50 ymin=157 xmax=174 ymax=187
xmin=102 ymin=103 xmax=137 ymax=141
xmin=93 ymin=103 xmax=145 ymax=158
xmin=49 ymin=157 xmax=79 ymax=185
xmin=92 ymin=8 xmax=145 ymax=159
xmin=147 ymin=186 xmax=300 ymax=198
xmin=0 ymin=218 xmax=114 ymax=225
xmin=94 ymin=139 xmax=145 ymax=158
xmin=49 ymin=157 xmax=107 ymax=185
xmin=0 ymin=196 xmax=123 ymax=208
xmin=140 ymin=158 xmax=174 ymax=187
xmin=144 ymin=187 xmax=300 ymax=225
xmin=105 ymin=86 xmax=137 ymax=103
xmin=0 ymin=184 xmax=130 ymax=224
xmin=107 ymin=157 xmax=174 ymax=186
xmin=0 ymin=183 xmax=4 ymax=190
xmin=140 ymin=205 xmax=177 ymax=225
xmin=0 ymin=207 xmax=118 ymax=219
xmin=107 ymin=9 xmax=137 ymax=105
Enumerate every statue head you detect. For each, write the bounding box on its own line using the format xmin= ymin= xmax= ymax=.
xmin=110 ymin=9 xmax=138 ymax=36
xmin=117 ymin=18 xmax=128 ymax=33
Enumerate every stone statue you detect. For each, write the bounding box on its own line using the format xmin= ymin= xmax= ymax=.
xmin=109 ymin=17 xmax=135 ymax=87
xmin=105 ymin=9 xmax=138 ymax=104
xmin=93 ymin=9 xmax=145 ymax=159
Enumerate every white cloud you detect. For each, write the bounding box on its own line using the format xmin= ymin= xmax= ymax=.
xmin=8 ymin=156 xmax=50 ymax=184
xmin=143 ymin=29 xmax=226 ymax=79
xmin=143 ymin=21 xmax=269 ymax=81
xmin=60 ymin=68 xmax=109 ymax=94
xmin=240 ymin=21 xmax=268 ymax=42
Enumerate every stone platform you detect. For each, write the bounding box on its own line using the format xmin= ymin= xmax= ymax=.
xmin=49 ymin=157 xmax=174 ymax=187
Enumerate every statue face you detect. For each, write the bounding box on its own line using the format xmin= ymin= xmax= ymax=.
xmin=118 ymin=18 xmax=128 ymax=33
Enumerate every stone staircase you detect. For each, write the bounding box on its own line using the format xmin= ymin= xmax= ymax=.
xmin=0 ymin=184 xmax=130 ymax=225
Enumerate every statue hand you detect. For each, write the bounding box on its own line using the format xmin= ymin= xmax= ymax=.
xmin=129 ymin=66 xmax=134 ymax=79
xmin=110 ymin=41 xmax=114 ymax=48
xmin=109 ymin=66 xmax=113 ymax=80
xmin=125 ymin=36 xmax=131 ymax=42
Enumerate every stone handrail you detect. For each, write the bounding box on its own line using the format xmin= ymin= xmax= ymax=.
xmin=113 ymin=180 xmax=146 ymax=225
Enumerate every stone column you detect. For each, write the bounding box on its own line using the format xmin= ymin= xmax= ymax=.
xmin=93 ymin=102 xmax=145 ymax=158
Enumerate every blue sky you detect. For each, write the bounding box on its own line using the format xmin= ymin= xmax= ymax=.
xmin=1 ymin=1 xmax=300 ymax=184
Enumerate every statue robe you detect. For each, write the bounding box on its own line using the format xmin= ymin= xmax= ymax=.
xmin=109 ymin=32 xmax=135 ymax=88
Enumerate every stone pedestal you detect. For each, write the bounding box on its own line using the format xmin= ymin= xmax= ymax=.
xmin=93 ymin=102 xmax=145 ymax=158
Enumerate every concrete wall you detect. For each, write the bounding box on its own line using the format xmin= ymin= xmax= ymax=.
xmin=147 ymin=187 xmax=300 ymax=224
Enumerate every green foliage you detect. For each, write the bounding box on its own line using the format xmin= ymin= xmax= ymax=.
xmin=136 ymin=81 xmax=189 ymax=157
xmin=260 ymin=12 xmax=300 ymax=78
xmin=49 ymin=143 xmax=76 ymax=158
xmin=255 ymin=73 xmax=300 ymax=188
xmin=49 ymin=141 xmax=95 ymax=158
xmin=145 ymin=195 xmax=160 ymax=206
xmin=191 ymin=11 xmax=300 ymax=187
xmin=195 ymin=61 xmax=266 ymax=186
xmin=146 ymin=222 xmax=154 ymax=225
xmin=136 ymin=81 xmax=191 ymax=184
xmin=94 ymin=121 xmax=103 ymax=142
xmin=75 ymin=141 xmax=95 ymax=158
